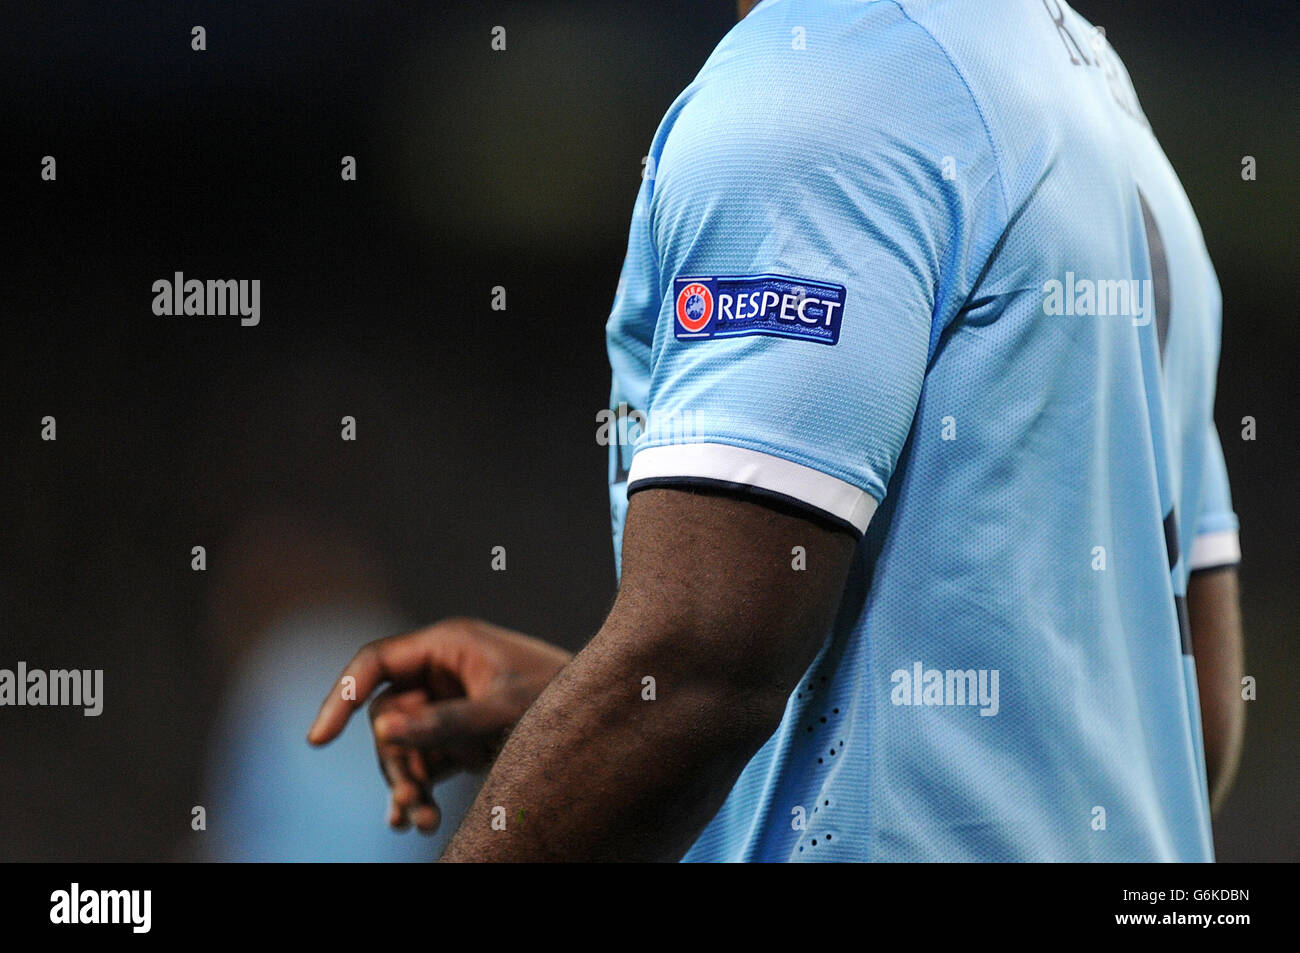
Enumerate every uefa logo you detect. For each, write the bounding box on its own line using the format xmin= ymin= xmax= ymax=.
xmin=675 ymin=282 xmax=713 ymax=333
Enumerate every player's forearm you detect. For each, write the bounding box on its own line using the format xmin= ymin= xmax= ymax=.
xmin=439 ymin=617 xmax=789 ymax=862
xmin=1203 ymin=680 xmax=1245 ymax=816
xmin=1189 ymin=567 xmax=1245 ymax=814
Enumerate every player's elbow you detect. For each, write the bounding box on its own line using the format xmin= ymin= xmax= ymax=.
xmin=1205 ymin=694 xmax=1246 ymax=814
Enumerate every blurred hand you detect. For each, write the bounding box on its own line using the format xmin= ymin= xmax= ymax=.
xmin=308 ymin=617 xmax=572 ymax=833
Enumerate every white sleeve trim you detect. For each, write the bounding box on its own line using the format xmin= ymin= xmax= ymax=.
xmin=1188 ymin=529 xmax=1241 ymax=571
xmin=627 ymin=442 xmax=878 ymax=535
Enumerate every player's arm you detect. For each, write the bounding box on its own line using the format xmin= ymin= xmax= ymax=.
xmin=1185 ymin=412 xmax=1244 ymax=815
xmin=438 ymin=486 xmax=855 ymax=862
xmin=1187 ymin=565 xmax=1244 ymax=814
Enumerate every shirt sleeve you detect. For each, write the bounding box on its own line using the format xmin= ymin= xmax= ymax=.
xmin=626 ymin=8 xmax=1005 ymax=536
xmin=1188 ymin=421 xmax=1241 ymax=571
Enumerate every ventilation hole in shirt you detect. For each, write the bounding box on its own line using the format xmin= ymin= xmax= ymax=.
xmin=829 ymin=748 xmax=836 ymax=756
xmin=817 ymin=758 xmax=823 ymax=764
xmin=833 ymin=708 xmax=839 ymax=714
xmin=819 ymin=716 xmax=827 ymax=723
xmin=825 ymin=834 xmax=832 ymax=841
xmin=824 ymin=800 xmax=829 ymax=806
xmin=811 ymin=839 xmax=817 ymax=846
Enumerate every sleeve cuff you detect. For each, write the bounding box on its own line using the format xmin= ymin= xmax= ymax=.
xmin=1188 ymin=529 xmax=1241 ymax=572
xmin=626 ymin=442 xmax=878 ymax=536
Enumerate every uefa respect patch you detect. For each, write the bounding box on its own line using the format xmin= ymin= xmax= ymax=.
xmin=672 ymin=274 xmax=846 ymax=345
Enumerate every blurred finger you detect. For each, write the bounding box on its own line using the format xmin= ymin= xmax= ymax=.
xmin=308 ymin=634 xmax=439 ymax=745
xmin=388 ymin=791 xmax=410 ymax=830
xmin=410 ymin=801 xmax=442 ymax=834
xmin=382 ymin=695 xmax=515 ymax=748
xmin=384 ymin=747 xmax=421 ymax=809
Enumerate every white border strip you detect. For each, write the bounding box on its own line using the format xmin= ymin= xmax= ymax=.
xmin=628 ymin=443 xmax=877 ymax=534
xmin=1188 ymin=530 xmax=1241 ymax=571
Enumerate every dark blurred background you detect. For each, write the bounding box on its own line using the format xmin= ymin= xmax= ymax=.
xmin=0 ymin=0 xmax=1294 ymax=861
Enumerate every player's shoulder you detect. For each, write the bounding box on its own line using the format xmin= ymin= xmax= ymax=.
xmin=671 ymin=0 xmax=995 ymax=161
xmin=706 ymin=0 xmax=967 ymax=86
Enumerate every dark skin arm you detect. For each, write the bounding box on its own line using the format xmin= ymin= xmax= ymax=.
xmin=1187 ymin=566 xmax=1245 ymax=814
xmin=435 ymin=487 xmax=855 ymax=861
xmin=308 ymin=497 xmax=1241 ymax=850
xmin=307 ymin=487 xmax=854 ymax=853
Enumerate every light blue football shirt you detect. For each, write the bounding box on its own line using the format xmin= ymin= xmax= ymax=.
xmin=606 ymin=0 xmax=1239 ymax=861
